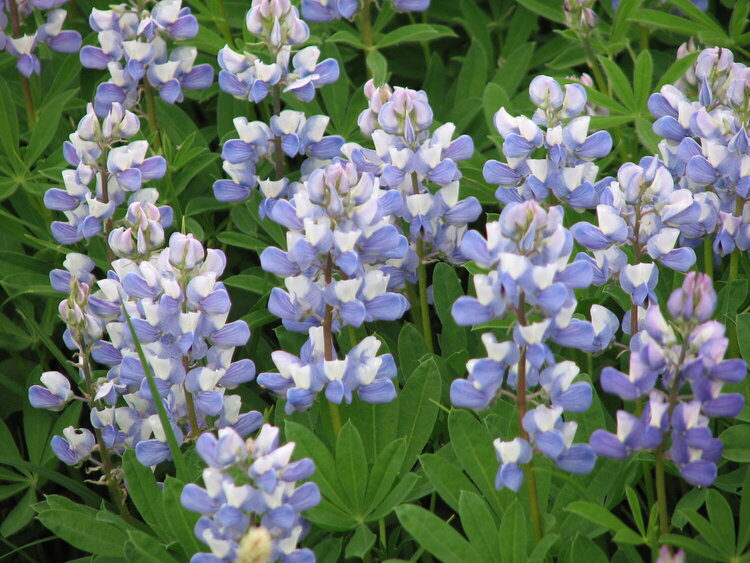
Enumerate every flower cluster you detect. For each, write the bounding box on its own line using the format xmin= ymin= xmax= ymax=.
xmin=258 ymin=327 xmax=397 ymax=412
xmin=44 ymin=102 xmax=168 ymax=245
xmin=450 ymin=200 xmax=602 ymax=490
xmin=591 ymin=272 xmax=746 ymax=486
xmin=37 ymin=233 xmax=263 ymax=468
xmin=343 ymin=80 xmax=481 ymax=272
xmin=181 ymin=425 xmax=320 ymax=563
xmin=213 ymin=112 xmax=344 ymax=204
xmin=80 ymin=0 xmax=213 ymax=116
xmin=1 ymin=0 xmax=81 ymax=77
xmin=650 ymin=47 xmax=750 ymax=259
xmin=571 ymin=156 xmax=699 ymax=306
xmin=483 ymin=75 xmax=613 ymax=210
xmin=301 ymin=0 xmax=430 ymax=23
xmin=217 ymin=0 xmax=338 ymax=104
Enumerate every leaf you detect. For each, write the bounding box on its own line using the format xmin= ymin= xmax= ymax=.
xmin=659 ymin=533 xmax=724 ymax=560
xmin=216 ymin=232 xmax=267 ymax=252
xmin=636 ymin=117 xmax=660 ymax=155
xmin=739 ymin=466 xmax=750 ymax=551
xmin=0 ymin=81 xmax=20 ymax=170
xmin=598 ymin=56 xmax=635 ymax=110
xmin=366 ymin=50 xmax=388 ymax=86
xmin=122 ymin=450 xmax=168 ymax=541
xmin=448 ymin=410 xmax=507 ymax=517
xmin=161 ymin=477 xmax=203 ymax=559
xmin=285 ymin=421 xmax=347 ymax=509
xmin=515 ymin=0 xmax=565 ymax=23
xmin=335 ymin=422 xmax=369 ymax=516
xmin=719 ymin=424 xmax=750 ymax=462
xmin=124 ymin=530 xmax=178 ymax=563
xmin=368 ymin=473 xmax=419 ymax=521
xmin=396 ymin=359 xmax=440 ymax=473
xmin=736 ymin=313 xmax=750 ymax=363
xmin=656 ymin=51 xmax=700 ymax=89
xmin=528 ymin=533 xmax=559 ymax=562
xmin=396 ymin=504 xmax=480 ymax=563
xmin=459 ymin=491 xmax=499 ymax=562
xmin=345 ymin=524 xmax=376 ymax=559
xmin=716 ymin=280 xmax=748 ymax=328
xmin=396 ymin=323 xmax=428 ymax=378
xmin=611 ymin=0 xmax=643 ymax=43
xmin=376 ymin=24 xmax=456 ymax=48
xmin=625 ymin=487 xmax=645 ymax=537
xmin=456 ymin=42 xmax=488 ymax=103
xmin=365 ymin=438 xmax=406 ymax=514
xmin=628 ymin=9 xmax=702 ymax=36
xmin=565 ymin=500 xmax=644 ymax=544
xmin=223 ymin=275 xmax=271 ymax=295
xmin=705 ymin=489 xmax=735 ymax=551
xmin=498 ymin=501 xmax=527 ymax=563
xmin=326 ymin=30 xmax=365 ymax=49
xmin=420 ymin=453 xmax=480 ymax=514
xmin=571 ymin=534 xmax=609 ymax=562
xmin=459 ymin=0 xmax=493 ymax=59
xmin=433 ymin=263 xmax=468 ymax=357
xmin=24 ymin=90 xmax=76 ymax=166
xmin=667 ymin=0 xmax=728 ymax=39
xmin=633 ymin=50 xmax=653 ymax=108
xmin=0 ymin=488 xmax=35 ymax=537
xmin=35 ymin=498 xmax=129 ymax=555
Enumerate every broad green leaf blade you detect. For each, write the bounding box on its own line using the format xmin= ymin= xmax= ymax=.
xmin=335 ymin=421 xmax=369 ymax=516
xmin=498 ymin=501 xmax=527 ymax=563
xmin=396 ymin=504 xmax=480 ymax=563
xmin=565 ymin=500 xmax=644 ymax=545
xmin=459 ymin=491 xmax=500 ymax=563
xmin=396 ymin=359 xmax=440 ymax=473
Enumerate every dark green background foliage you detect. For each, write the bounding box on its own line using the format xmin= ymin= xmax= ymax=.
xmin=2 ymin=0 xmax=750 ymax=561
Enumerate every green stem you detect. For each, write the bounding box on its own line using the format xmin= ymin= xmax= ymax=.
xmin=81 ymin=358 xmax=133 ymax=523
xmin=729 ymin=245 xmax=740 ymax=358
xmin=7 ymin=0 xmax=36 ymax=128
xmin=360 ymin=0 xmax=373 ymax=54
xmin=655 ymin=451 xmax=669 ymax=535
xmin=515 ymin=291 xmax=543 ymax=541
xmin=704 ymin=237 xmax=714 ymax=279
xmin=329 ymin=402 xmax=343 ymax=437
xmin=411 ymin=172 xmax=433 ymax=353
xmin=416 ymin=238 xmax=433 ymax=354
xmin=143 ymin=82 xmax=163 ymax=153
xmin=639 ymin=25 xmax=649 ymax=52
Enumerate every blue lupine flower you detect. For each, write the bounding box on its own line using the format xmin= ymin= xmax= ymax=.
xmin=258 ymin=328 xmax=397 ymax=412
xmin=181 ymin=424 xmax=319 ymax=563
xmin=28 ymin=371 xmax=74 ymax=411
xmin=493 ymin=438 xmax=532 ymax=492
xmin=483 ymin=76 xmax=613 ymax=210
xmin=301 ymin=0 xmax=429 ymax=22
xmin=50 ymin=427 xmax=96 ymax=465
xmin=593 ymin=273 xmax=746 ymax=486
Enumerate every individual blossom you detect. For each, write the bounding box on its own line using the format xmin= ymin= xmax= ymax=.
xmin=28 ymin=371 xmax=74 ymax=411
xmin=3 ymin=6 xmax=81 ymax=77
xmin=301 ymin=0 xmax=430 ymax=22
xmin=181 ymin=424 xmax=319 ymax=562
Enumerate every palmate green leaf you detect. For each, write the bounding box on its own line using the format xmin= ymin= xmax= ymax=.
xmin=396 ymin=359 xmax=440 ymax=473
xmin=736 ymin=313 xmax=750 ymax=363
xmin=515 ymin=0 xmax=565 ymax=23
xmin=730 ymin=0 xmax=750 ymax=41
xmin=376 ymin=24 xmax=456 ymax=48
xmin=364 ymin=438 xmax=406 ymax=513
xmin=223 ymin=274 xmax=272 ymax=295
xmin=598 ymin=56 xmax=635 ymax=111
xmin=1 ymin=488 xmax=35 ymax=537
xmin=706 ymin=489 xmax=735 ymax=552
xmin=35 ymin=496 xmax=130 ymax=555
xmin=367 ymin=472 xmax=419 ymax=521
xmin=528 ymin=533 xmax=559 ymax=562
xmin=345 ymin=524 xmax=376 ymax=559
xmin=625 ymin=486 xmax=645 ymax=537
xmin=458 ymin=0 xmax=493 ymax=59
xmin=656 ymin=51 xmax=700 ymax=89
xmin=335 ymin=421 xmax=369 ymax=516
xmin=565 ymin=500 xmax=644 ymax=545
xmin=366 ymin=50 xmax=388 ymax=86
xmin=660 ymin=533 xmax=725 ymax=560
xmin=627 ymin=9 xmax=701 ymax=36
xmin=285 ymin=420 xmax=347 ymax=509
xmin=571 ymin=534 xmax=609 ymax=562
xmin=636 ymin=117 xmax=660 ymax=154
xmin=667 ymin=0 xmax=728 ymax=40
xmin=498 ymin=500 xmax=526 ymax=563
xmin=719 ymin=424 xmax=750 ymax=462
xmin=396 ymin=323 xmax=427 ymax=379
xmin=633 ymin=50 xmax=653 ymax=109
xmin=739 ymin=467 xmax=750 ymax=552
xmin=420 ymin=453 xmax=480 ymax=513
xmin=327 ymin=30 xmax=365 ymax=49
xmin=122 ymin=450 xmax=169 ymax=542
xmin=455 ymin=42 xmax=488 ymax=104
xmin=459 ymin=491 xmax=500 ymax=563
xmin=24 ymin=90 xmax=76 ymax=167
xmin=396 ymin=504 xmax=481 ymax=563
xmin=716 ymin=280 xmax=749 ymax=328
xmin=433 ymin=263 xmax=468 ymax=357
xmin=448 ymin=410 xmax=509 ymax=518
xmin=611 ymin=0 xmax=643 ymax=43
xmin=124 ymin=530 xmax=179 ymax=563
xmin=161 ymin=477 xmax=203 ymax=559
xmin=217 ymin=231 xmax=268 ymax=252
